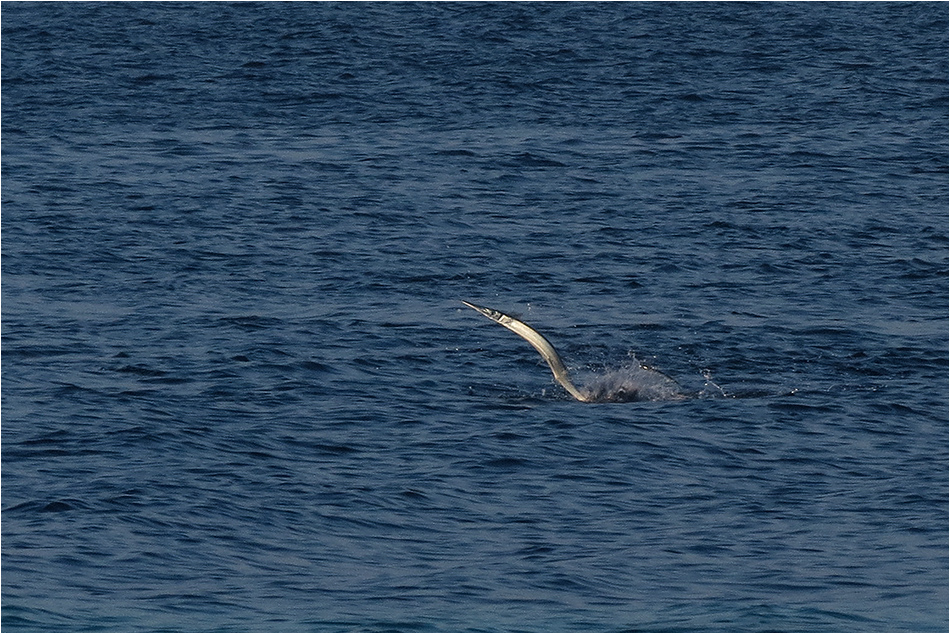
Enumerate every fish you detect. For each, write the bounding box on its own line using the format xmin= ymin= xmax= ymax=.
xmin=461 ymin=301 xmax=682 ymax=403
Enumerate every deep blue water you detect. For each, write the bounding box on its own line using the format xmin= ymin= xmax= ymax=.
xmin=2 ymin=2 xmax=948 ymax=632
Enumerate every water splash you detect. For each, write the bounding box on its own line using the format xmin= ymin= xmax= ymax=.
xmin=579 ymin=356 xmax=685 ymax=402
xmin=699 ymin=368 xmax=730 ymax=399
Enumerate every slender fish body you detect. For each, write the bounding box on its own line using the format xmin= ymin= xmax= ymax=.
xmin=462 ymin=301 xmax=591 ymax=402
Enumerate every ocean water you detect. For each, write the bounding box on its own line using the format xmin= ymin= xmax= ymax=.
xmin=2 ymin=2 xmax=947 ymax=632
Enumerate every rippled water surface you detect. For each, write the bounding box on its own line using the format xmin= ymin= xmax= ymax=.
xmin=3 ymin=3 xmax=947 ymax=632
